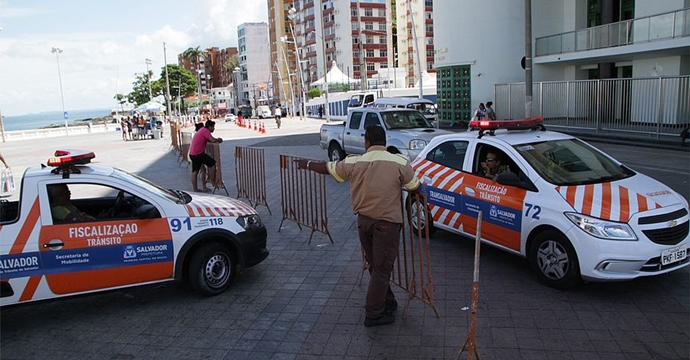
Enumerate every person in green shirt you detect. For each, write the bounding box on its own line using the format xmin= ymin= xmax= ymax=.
xmin=48 ymin=184 xmax=95 ymax=223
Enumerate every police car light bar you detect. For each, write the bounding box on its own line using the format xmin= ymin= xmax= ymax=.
xmin=469 ymin=116 xmax=545 ymax=137
xmin=47 ymin=150 xmax=96 ymax=167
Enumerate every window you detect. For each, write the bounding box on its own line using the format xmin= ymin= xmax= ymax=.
xmin=366 ymin=35 xmax=373 ymax=43
xmin=352 ymin=22 xmax=359 ymax=31
xmin=364 ymin=112 xmax=380 ymax=128
xmin=366 ymin=49 xmax=374 ymax=58
xmin=47 ymin=183 xmax=161 ymax=224
xmin=380 ymin=49 xmax=387 ymax=58
xmin=365 ymin=22 xmax=373 ymax=30
xmin=365 ymin=8 xmax=373 ymax=17
xmin=349 ymin=112 xmax=363 ymax=129
xmin=427 ymin=141 xmax=469 ymax=170
xmin=353 ymin=50 xmax=360 ymax=58
xmin=426 ymin=25 xmax=433 ymax=32
xmin=379 ymin=36 xmax=386 ymax=44
xmin=379 ymin=23 xmax=386 ymax=31
xmin=367 ymin=63 xmax=375 ymax=71
xmin=351 ymin=8 xmax=358 ymax=17
xmin=377 ymin=9 xmax=386 ymax=17
xmin=426 ymin=49 xmax=435 ymax=57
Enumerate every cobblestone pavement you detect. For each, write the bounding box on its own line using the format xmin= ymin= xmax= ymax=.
xmin=1 ymin=117 xmax=688 ymax=359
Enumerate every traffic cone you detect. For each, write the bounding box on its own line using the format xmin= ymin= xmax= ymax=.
xmin=261 ymin=121 xmax=266 ymax=134
xmin=254 ymin=120 xmax=258 ymax=131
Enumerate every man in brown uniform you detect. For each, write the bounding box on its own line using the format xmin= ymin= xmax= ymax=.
xmin=296 ymin=126 xmax=420 ymax=326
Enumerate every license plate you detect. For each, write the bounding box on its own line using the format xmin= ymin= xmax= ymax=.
xmin=661 ymin=246 xmax=687 ymax=266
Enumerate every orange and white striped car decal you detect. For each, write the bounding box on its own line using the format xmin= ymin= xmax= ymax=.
xmin=5 ymin=197 xmax=44 ymax=302
xmin=413 ymin=159 xmax=466 ymax=230
xmin=556 ymin=184 xmax=662 ymax=222
xmin=184 ymin=196 xmax=255 ymax=217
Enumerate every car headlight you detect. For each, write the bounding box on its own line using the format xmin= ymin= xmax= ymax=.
xmin=565 ymin=212 xmax=637 ymax=241
xmin=409 ymin=139 xmax=427 ymax=150
xmin=236 ymin=214 xmax=263 ymax=230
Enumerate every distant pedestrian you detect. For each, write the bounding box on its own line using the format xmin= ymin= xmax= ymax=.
xmin=486 ymin=101 xmax=496 ymax=120
xmin=189 ymin=120 xmax=223 ymax=192
xmin=318 ymin=105 xmax=324 ymax=119
xmin=126 ymin=118 xmax=133 ymax=140
xmin=681 ymin=127 xmax=689 ymax=147
xmin=295 ymin=126 xmax=420 ymax=327
xmin=471 ymin=103 xmax=486 ymax=121
xmin=274 ymin=104 xmax=282 ymax=129
xmin=121 ymin=119 xmax=128 ymax=141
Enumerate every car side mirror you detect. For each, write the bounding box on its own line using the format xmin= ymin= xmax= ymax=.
xmin=496 ymin=172 xmax=538 ymax=192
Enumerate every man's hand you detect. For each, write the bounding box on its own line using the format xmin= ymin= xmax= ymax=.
xmin=293 ymin=159 xmax=308 ymax=170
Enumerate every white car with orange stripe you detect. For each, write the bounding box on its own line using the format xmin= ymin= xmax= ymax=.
xmin=409 ymin=118 xmax=689 ymax=288
xmin=0 ymin=150 xmax=268 ymax=306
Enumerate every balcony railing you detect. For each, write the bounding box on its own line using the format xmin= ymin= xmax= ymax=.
xmin=536 ymin=8 xmax=689 ymax=56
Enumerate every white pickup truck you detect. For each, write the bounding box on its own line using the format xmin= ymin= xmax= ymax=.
xmin=320 ymin=108 xmax=452 ymax=161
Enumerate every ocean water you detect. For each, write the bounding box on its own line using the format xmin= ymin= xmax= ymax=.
xmin=2 ymin=109 xmax=112 ymax=132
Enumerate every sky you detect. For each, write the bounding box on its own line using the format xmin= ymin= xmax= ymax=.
xmin=0 ymin=0 xmax=268 ymax=116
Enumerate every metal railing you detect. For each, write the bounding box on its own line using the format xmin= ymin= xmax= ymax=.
xmin=495 ymin=76 xmax=690 ymax=138
xmin=235 ymin=146 xmax=270 ymax=213
xmin=536 ymin=8 xmax=690 ymax=56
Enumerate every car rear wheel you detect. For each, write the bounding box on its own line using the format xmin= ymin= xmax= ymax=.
xmin=189 ymin=242 xmax=236 ymax=296
xmin=406 ymin=193 xmax=435 ymax=236
xmin=529 ymin=230 xmax=581 ymax=289
xmin=328 ymin=143 xmax=346 ymax=162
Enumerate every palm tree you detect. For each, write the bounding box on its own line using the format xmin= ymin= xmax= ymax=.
xmin=182 ymin=46 xmax=206 ymax=97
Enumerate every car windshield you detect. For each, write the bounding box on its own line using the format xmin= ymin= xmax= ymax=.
xmin=111 ymin=168 xmax=183 ymax=203
xmin=406 ymin=102 xmax=437 ymax=116
xmin=381 ymin=111 xmax=433 ymax=129
xmin=348 ymin=95 xmax=363 ymax=108
xmin=513 ymin=138 xmax=634 ymax=185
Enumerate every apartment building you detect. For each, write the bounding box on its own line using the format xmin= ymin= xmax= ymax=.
xmin=433 ymin=0 xmax=689 ymax=123
xmin=396 ymin=0 xmax=435 ymax=88
xmin=177 ymin=46 xmax=238 ymax=95
xmin=268 ymin=0 xmax=295 ymax=108
xmin=238 ymin=23 xmax=272 ymax=108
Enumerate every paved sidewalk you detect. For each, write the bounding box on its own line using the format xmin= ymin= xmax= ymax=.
xmin=0 ymin=118 xmax=688 ymax=359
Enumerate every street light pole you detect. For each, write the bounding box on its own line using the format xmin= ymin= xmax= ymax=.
xmin=51 ymin=47 xmax=68 ymax=131
xmin=197 ymin=70 xmax=203 ymax=118
xmin=318 ymin=8 xmax=330 ymax=122
xmin=288 ymin=7 xmax=307 ymax=121
xmin=279 ymin=40 xmax=296 ymax=118
xmin=145 ymin=58 xmax=153 ymax=101
xmin=163 ymin=42 xmax=173 ymax=121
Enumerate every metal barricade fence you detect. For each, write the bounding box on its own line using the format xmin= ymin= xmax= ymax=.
xmin=178 ymin=132 xmax=192 ymax=166
xmin=495 ymin=76 xmax=690 ymax=138
xmin=358 ymin=192 xmax=438 ymax=318
xmin=169 ymin=123 xmax=180 ymax=154
xmin=234 ymin=146 xmax=270 ymax=213
xmin=206 ymin=143 xmax=228 ymax=196
xmin=278 ymin=155 xmax=333 ymax=244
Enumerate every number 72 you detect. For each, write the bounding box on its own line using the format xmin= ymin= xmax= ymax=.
xmin=524 ymin=203 xmax=541 ymax=219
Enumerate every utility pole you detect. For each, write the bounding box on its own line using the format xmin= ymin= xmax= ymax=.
xmin=145 ymin=58 xmax=153 ymax=100
xmin=163 ymin=42 xmax=172 ymax=120
xmin=406 ymin=0 xmax=423 ymax=98
xmin=524 ymin=0 xmax=533 ymax=118
xmin=357 ymin=0 xmax=367 ymax=91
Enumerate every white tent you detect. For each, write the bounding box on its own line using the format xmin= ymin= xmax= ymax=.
xmin=310 ymin=61 xmax=360 ymax=88
xmin=414 ymin=70 xmax=437 ymax=88
xmin=136 ymin=101 xmax=166 ymax=112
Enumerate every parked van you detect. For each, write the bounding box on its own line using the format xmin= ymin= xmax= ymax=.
xmin=371 ymin=97 xmax=438 ymax=127
xmin=257 ymin=105 xmax=272 ymax=119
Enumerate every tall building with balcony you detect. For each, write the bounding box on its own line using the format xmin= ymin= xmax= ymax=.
xmin=268 ymin=0 xmax=296 ymax=108
xmin=238 ymin=22 xmax=271 ymax=108
xmin=177 ymin=46 xmax=238 ymax=95
xmin=433 ymin=0 xmax=689 ymax=124
xmin=285 ymin=0 xmax=395 ymax=93
xmin=396 ymin=0 xmax=435 ymax=87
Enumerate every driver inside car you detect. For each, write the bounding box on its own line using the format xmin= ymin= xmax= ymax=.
xmin=48 ymin=184 xmax=96 ymax=223
xmin=48 ymin=184 xmax=132 ymax=223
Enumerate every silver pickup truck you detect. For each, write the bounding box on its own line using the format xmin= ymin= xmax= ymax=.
xmin=320 ymin=108 xmax=452 ymax=161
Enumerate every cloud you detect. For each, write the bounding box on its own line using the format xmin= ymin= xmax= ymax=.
xmin=0 ymin=0 xmax=268 ymax=116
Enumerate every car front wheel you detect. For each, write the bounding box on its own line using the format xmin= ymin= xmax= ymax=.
xmin=189 ymin=242 xmax=236 ymax=296
xmin=406 ymin=193 xmax=435 ymax=236
xmin=529 ymin=230 xmax=581 ymax=289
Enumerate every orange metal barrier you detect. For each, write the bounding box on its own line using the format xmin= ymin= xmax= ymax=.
xmin=169 ymin=123 xmax=180 ymax=154
xmin=358 ymin=192 xmax=438 ymax=318
xmin=234 ymin=146 xmax=270 ymax=213
xmin=206 ymin=143 xmax=228 ymax=196
xmin=278 ymin=155 xmax=333 ymax=244
xmin=178 ymin=132 xmax=192 ymax=166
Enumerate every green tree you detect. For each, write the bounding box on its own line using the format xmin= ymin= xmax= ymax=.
xmin=154 ymin=64 xmax=198 ymax=112
xmin=224 ymin=54 xmax=239 ymax=73
xmin=113 ymin=93 xmax=127 ymax=113
xmin=307 ymin=87 xmax=322 ymax=99
xmin=127 ymin=72 xmax=155 ymax=105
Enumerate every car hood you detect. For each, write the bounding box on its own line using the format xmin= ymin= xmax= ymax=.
xmin=393 ymin=128 xmax=453 ymax=143
xmin=185 ymin=193 xmax=258 ymax=217
xmin=554 ymin=173 xmax=686 ymax=222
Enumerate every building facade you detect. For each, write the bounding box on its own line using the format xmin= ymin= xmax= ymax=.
xmin=177 ymin=46 xmax=238 ymax=96
xmin=396 ymin=0 xmax=435 ymax=87
xmin=238 ymin=22 xmax=271 ymax=108
xmin=433 ymin=0 xmax=689 ymax=124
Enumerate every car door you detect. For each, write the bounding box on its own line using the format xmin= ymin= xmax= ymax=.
xmin=417 ymin=140 xmax=470 ymax=232
xmin=37 ymin=181 xmax=174 ymax=295
xmin=343 ymin=111 xmax=364 ymax=154
xmin=459 ymin=143 xmax=528 ymax=251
